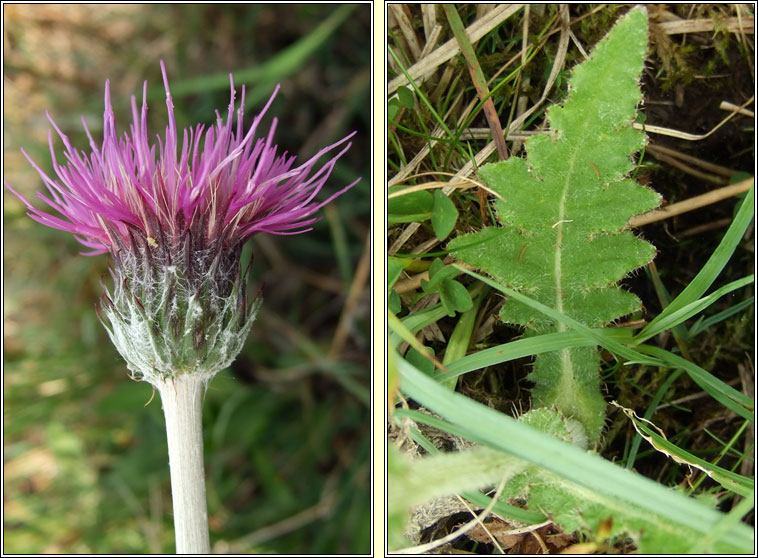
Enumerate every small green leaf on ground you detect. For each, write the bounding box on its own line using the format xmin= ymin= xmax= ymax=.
xmin=396 ymin=85 xmax=415 ymax=109
xmin=431 ymin=189 xmax=458 ymax=241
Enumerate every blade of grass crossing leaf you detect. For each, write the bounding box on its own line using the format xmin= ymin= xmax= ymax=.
xmin=397 ymin=356 xmax=754 ymax=551
xmin=395 ymin=409 xmax=548 ymax=524
xmin=638 ymin=186 xmax=754 ymax=337
xmin=394 ymin=407 xmax=491 ymax=450
xmin=435 ymin=328 xmax=633 ymax=384
xmin=689 ymin=493 xmax=756 ymax=554
xmin=454 ymin=265 xmax=664 ymax=367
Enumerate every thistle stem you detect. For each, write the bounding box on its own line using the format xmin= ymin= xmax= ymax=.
xmin=156 ymin=374 xmax=211 ymax=554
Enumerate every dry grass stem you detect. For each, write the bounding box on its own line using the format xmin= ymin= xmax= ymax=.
xmin=637 ymin=95 xmax=754 ymax=141
xmin=329 ymin=232 xmax=371 ymax=359
xmin=655 ymin=16 xmax=755 ymax=35
xmin=389 ymin=5 xmax=571 ymax=255
xmin=645 ymin=144 xmax=737 ymax=177
xmin=388 ymin=4 xmax=524 ymax=94
xmin=719 ymin=100 xmax=754 ymax=117
xmin=390 ymin=4 xmax=422 ymax=61
xmin=631 ymin=178 xmax=754 ymax=227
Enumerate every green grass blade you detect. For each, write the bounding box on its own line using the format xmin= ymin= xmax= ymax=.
xmin=454 ymin=265 xmax=664 ymax=367
xmin=689 ymin=492 xmax=756 ymax=554
xmin=388 ymin=47 xmax=454 ymax=140
xmin=397 ymin=355 xmax=754 ymax=552
xmin=389 ymin=311 xmax=445 ymax=376
xmin=625 ymin=369 xmax=683 ymax=470
xmin=440 ymin=284 xmax=487 ymax=388
xmin=617 ymin=403 xmax=754 ymax=497
xmin=399 ymin=303 xmax=448 ymax=334
xmin=393 ymin=408 xmax=548 ymax=524
xmin=689 ymin=296 xmax=754 ymax=337
xmin=149 ymin=5 xmax=357 ymax=102
xmin=637 ymin=344 xmax=754 ymax=419
xmin=434 ymin=328 xmax=632 ymax=383
xmin=635 ymin=275 xmax=754 ymax=343
xmin=639 ymin=185 xmax=754 ymax=336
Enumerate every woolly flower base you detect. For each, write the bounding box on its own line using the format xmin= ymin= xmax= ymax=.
xmin=97 ymin=222 xmax=260 ymax=385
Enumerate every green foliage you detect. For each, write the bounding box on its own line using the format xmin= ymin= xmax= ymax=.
xmin=387 ymin=257 xmax=406 ymax=314
xmin=392 ymin=353 xmax=754 ymax=553
xmin=388 ymin=3 xmax=754 ymax=554
xmin=431 ymin=189 xmax=459 ymax=240
xmin=387 ymin=186 xmax=460 ymax=240
xmin=449 ymin=7 xmax=660 ymax=442
xmin=420 ymin=259 xmax=473 ymax=317
xmin=396 ymin=85 xmax=415 ymax=109
xmin=387 ymin=186 xmax=433 ymax=225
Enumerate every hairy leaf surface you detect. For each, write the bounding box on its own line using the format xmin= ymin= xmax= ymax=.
xmin=449 ymin=7 xmax=660 ymax=441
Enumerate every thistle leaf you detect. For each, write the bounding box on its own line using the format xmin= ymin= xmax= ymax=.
xmin=449 ymin=6 xmax=660 ymax=441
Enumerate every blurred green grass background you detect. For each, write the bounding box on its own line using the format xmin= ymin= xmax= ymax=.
xmin=3 ymin=4 xmax=370 ymax=554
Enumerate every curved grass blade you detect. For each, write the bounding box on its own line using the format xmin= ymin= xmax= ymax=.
xmin=635 ymin=274 xmax=754 ymax=343
xmin=613 ymin=401 xmax=754 ymax=497
xmin=636 ymin=344 xmax=754 ymax=419
xmin=639 ymin=185 xmax=754 ymax=337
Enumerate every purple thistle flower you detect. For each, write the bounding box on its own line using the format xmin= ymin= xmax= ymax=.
xmin=6 ymin=61 xmax=359 ymax=384
xmin=7 ymin=60 xmax=358 ymax=255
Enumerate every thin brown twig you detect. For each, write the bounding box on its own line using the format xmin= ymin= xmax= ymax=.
xmin=637 ymin=95 xmax=755 ymax=141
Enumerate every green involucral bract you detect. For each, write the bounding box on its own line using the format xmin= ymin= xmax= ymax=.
xmin=448 ymin=7 xmax=661 ymax=442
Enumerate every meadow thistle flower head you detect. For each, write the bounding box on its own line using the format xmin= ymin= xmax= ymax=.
xmin=6 ymin=61 xmax=359 ymax=385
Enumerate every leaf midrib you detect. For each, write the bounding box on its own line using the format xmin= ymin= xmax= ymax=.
xmin=553 ymin=122 xmax=590 ymax=388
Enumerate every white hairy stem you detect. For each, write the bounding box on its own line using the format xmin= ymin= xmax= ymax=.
xmin=156 ymin=374 xmax=211 ymax=554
